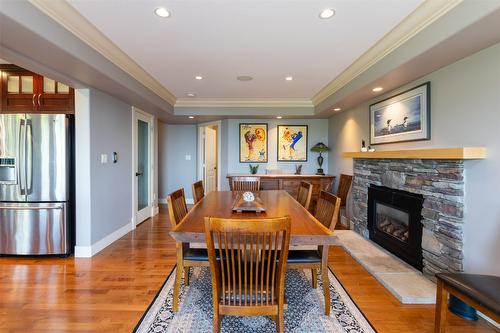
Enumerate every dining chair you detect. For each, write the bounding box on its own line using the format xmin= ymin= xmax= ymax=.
xmin=335 ymin=174 xmax=353 ymax=229
xmin=205 ymin=216 xmax=291 ymax=333
xmin=231 ymin=176 xmax=260 ymax=191
xmin=167 ymin=188 xmax=210 ymax=312
xmin=192 ymin=180 xmax=205 ymax=204
xmin=296 ymin=181 xmax=313 ymax=211
xmin=286 ymin=190 xmax=340 ymax=315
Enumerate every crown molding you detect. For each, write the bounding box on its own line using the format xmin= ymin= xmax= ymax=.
xmin=28 ymin=0 xmax=177 ymax=106
xmin=175 ymin=98 xmax=314 ymax=108
xmin=311 ymin=0 xmax=463 ymax=106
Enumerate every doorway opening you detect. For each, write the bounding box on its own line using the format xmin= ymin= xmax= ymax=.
xmin=198 ymin=121 xmax=221 ymax=193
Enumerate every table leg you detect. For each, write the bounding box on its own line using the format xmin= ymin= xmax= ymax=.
xmin=434 ymin=279 xmax=448 ymax=333
xmin=321 ymin=245 xmax=331 ymax=316
xmin=173 ymin=243 xmax=184 ymax=313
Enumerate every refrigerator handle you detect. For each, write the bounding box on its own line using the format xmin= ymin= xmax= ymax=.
xmin=26 ymin=119 xmax=33 ymax=195
xmin=18 ymin=119 xmax=26 ymax=195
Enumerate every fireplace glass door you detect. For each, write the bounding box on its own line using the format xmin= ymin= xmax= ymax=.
xmin=376 ymin=203 xmax=409 ymax=243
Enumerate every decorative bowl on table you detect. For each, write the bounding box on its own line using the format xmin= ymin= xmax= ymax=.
xmin=232 ymin=192 xmax=265 ymax=213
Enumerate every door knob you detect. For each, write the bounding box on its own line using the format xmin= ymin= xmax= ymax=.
xmin=135 ymin=172 xmax=143 ymax=177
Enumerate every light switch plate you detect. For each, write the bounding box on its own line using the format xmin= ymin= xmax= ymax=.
xmin=185 ymin=155 xmax=191 ymax=161
xmin=100 ymin=154 xmax=108 ymax=164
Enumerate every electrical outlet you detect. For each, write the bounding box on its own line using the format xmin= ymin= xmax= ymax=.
xmin=185 ymin=155 xmax=191 ymax=161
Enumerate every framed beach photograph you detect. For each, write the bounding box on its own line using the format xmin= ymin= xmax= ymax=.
xmin=370 ymin=82 xmax=430 ymax=145
xmin=277 ymin=125 xmax=308 ymax=161
xmin=239 ymin=123 xmax=268 ymax=163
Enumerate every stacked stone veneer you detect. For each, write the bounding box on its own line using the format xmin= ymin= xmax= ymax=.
xmin=351 ymin=159 xmax=465 ymax=279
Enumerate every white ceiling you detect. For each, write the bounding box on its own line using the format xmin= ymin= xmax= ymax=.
xmin=68 ymin=0 xmax=423 ymax=101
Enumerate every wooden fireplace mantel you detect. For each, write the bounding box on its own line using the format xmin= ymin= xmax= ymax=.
xmin=342 ymin=147 xmax=486 ymax=160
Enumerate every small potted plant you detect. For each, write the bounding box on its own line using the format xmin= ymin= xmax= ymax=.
xmin=310 ymin=142 xmax=329 ymax=175
xmin=249 ymin=164 xmax=259 ymax=175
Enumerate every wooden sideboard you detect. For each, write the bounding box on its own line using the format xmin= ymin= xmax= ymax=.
xmin=227 ymin=174 xmax=335 ymax=213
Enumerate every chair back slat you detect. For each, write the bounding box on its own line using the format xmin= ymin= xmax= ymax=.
xmin=205 ymin=217 xmax=291 ymax=309
xmin=336 ymin=174 xmax=353 ymax=206
xmin=314 ymin=190 xmax=341 ymax=230
xmin=167 ymin=188 xmax=188 ymax=227
xmin=231 ymin=176 xmax=260 ymax=191
xmin=192 ymin=180 xmax=205 ymax=204
xmin=296 ymin=181 xmax=313 ymax=210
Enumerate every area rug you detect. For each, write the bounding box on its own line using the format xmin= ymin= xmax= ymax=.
xmin=134 ymin=266 xmax=375 ymax=332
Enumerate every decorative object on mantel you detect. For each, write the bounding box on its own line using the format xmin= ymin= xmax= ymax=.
xmin=370 ymin=82 xmax=430 ymax=145
xmin=311 ymin=142 xmax=329 ymax=175
xmin=361 ymin=140 xmax=368 ymax=152
xmin=249 ymin=164 xmax=259 ymax=174
xmin=343 ymin=147 xmax=487 ymax=160
xmin=295 ymin=164 xmax=303 ymax=175
xmin=368 ymin=146 xmax=376 ymax=152
xmin=277 ymin=125 xmax=308 ymax=161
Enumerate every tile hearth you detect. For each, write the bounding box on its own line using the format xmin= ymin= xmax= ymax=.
xmin=334 ymin=230 xmax=436 ymax=304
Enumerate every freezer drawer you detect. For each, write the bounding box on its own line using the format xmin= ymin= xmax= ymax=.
xmin=0 ymin=203 xmax=67 ymax=255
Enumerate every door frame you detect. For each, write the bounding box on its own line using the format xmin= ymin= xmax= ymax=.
xmin=131 ymin=107 xmax=155 ymax=228
xmin=197 ymin=120 xmax=222 ymax=192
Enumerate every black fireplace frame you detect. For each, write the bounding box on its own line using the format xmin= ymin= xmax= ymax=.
xmin=368 ymin=184 xmax=424 ymax=271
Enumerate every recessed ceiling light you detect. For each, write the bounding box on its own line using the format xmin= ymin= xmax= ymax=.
xmin=154 ymin=7 xmax=170 ymax=18
xmin=276 ymin=116 xmax=283 ymax=119
xmin=319 ymin=8 xmax=335 ymax=19
xmin=237 ymin=75 xmax=253 ymax=81
xmin=195 ymin=76 xmax=203 ymax=80
xmin=333 ymin=107 xmax=341 ymax=111
xmin=188 ymin=116 xmax=195 ymax=119
xmin=372 ymin=87 xmax=383 ymax=92
xmin=186 ymin=92 xmax=196 ymax=97
xmin=285 ymin=76 xmax=293 ymax=81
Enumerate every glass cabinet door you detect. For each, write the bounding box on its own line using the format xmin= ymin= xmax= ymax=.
xmin=1 ymin=70 xmax=38 ymax=112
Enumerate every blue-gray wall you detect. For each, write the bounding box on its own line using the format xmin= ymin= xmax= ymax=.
xmin=328 ymin=42 xmax=500 ymax=275
xmin=89 ymin=89 xmax=133 ymax=243
xmin=158 ymin=123 xmax=198 ymax=200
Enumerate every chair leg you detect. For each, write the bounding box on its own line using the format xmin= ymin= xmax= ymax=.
xmin=321 ymin=246 xmax=331 ymax=316
xmin=173 ymin=245 xmax=184 ymax=313
xmin=184 ymin=266 xmax=190 ymax=286
xmin=213 ymin=312 xmax=221 ymax=333
xmin=277 ymin=307 xmax=284 ymax=333
xmin=311 ymin=269 xmax=317 ymax=289
xmin=435 ymin=279 xmax=448 ymax=333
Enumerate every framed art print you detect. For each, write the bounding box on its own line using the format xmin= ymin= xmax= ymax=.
xmin=277 ymin=125 xmax=308 ymax=161
xmin=239 ymin=123 xmax=268 ymax=163
xmin=370 ymin=82 xmax=430 ymax=145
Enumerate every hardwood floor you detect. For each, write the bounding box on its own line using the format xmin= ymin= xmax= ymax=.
xmin=0 ymin=206 xmax=496 ymax=332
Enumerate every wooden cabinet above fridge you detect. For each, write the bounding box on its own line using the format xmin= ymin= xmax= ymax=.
xmin=0 ymin=65 xmax=74 ymax=114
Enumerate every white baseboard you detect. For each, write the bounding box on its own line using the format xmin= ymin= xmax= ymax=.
xmin=159 ymin=198 xmax=194 ymax=204
xmin=153 ymin=205 xmax=159 ymax=216
xmin=74 ymin=222 xmax=132 ymax=258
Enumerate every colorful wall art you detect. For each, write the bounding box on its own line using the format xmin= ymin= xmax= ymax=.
xmin=239 ymin=123 xmax=268 ymax=163
xmin=277 ymin=125 xmax=308 ymax=161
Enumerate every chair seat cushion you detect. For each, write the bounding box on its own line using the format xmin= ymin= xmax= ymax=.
xmin=183 ymin=248 xmax=209 ymax=261
xmin=437 ymin=273 xmax=500 ymax=316
xmin=287 ymin=250 xmax=321 ymax=263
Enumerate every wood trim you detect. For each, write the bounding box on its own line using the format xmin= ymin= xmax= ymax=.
xmin=175 ymin=98 xmax=313 ymax=108
xmin=342 ymin=147 xmax=486 ymax=160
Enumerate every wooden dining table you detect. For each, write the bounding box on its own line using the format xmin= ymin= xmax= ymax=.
xmin=169 ymin=190 xmax=337 ymax=314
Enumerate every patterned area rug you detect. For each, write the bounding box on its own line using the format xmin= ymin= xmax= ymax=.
xmin=134 ymin=266 xmax=375 ymax=332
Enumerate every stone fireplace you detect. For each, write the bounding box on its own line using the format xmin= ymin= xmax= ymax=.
xmin=351 ymin=158 xmax=465 ymax=279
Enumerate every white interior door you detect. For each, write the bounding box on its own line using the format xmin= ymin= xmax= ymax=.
xmin=135 ymin=111 xmax=152 ymax=224
xmin=204 ymin=126 xmax=217 ymax=193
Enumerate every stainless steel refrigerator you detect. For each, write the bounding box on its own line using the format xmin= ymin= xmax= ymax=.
xmin=0 ymin=114 xmax=70 ymax=255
